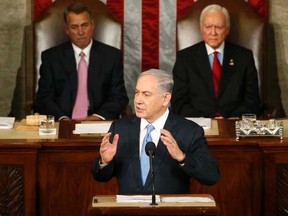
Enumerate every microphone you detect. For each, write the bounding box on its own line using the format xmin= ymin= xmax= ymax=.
xmin=145 ymin=142 xmax=158 ymax=206
xmin=145 ymin=141 xmax=156 ymax=156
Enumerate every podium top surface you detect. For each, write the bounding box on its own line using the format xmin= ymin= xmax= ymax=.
xmin=89 ymin=194 xmax=220 ymax=216
xmin=92 ymin=194 xmax=216 ymax=207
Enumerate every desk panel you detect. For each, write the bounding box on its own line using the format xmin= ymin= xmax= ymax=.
xmin=1 ymin=119 xmax=287 ymax=216
xmin=191 ymin=144 xmax=263 ymax=216
xmin=37 ymin=141 xmax=117 ymax=216
xmin=0 ymin=143 xmax=38 ymax=216
xmin=262 ymin=142 xmax=288 ymax=216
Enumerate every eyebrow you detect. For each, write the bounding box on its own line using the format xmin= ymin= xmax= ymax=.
xmin=69 ymin=21 xmax=90 ymax=27
xmin=135 ymin=89 xmax=152 ymax=93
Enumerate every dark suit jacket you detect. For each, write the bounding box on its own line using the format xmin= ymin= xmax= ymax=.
xmin=92 ymin=111 xmax=219 ymax=195
xmin=171 ymin=41 xmax=260 ymax=118
xmin=34 ymin=40 xmax=128 ymax=120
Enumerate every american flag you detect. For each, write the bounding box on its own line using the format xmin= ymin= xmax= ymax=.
xmin=34 ymin=0 xmax=267 ymax=104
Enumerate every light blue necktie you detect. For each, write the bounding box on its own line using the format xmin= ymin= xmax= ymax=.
xmin=140 ymin=124 xmax=155 ymax=185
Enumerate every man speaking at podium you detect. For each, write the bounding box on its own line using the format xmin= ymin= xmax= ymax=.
xmin=92 ymin=69 xmax=219 ymax=194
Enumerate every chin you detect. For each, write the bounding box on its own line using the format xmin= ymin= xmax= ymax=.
xmin=210 ymin=43 xmax=221 ymax=49
xmin=135 ymin=112 xmax=145 ymax=119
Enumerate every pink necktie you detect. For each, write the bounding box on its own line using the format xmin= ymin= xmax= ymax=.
xmin=72 ymin=51 xmax=88 ymax=119
xmin=212 ymin=51 xmax=222 ymax=97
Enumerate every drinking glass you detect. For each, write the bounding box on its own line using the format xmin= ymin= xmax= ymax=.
xmin=242 ymin=113 xmax=256 ymax=129
xmin=39 ymin=115 xmax=56 ymax=135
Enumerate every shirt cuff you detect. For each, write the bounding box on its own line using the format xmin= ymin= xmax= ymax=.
xmin=93 ymin=114 xmax=106 ymax=120
xmin=59 ymin=116 xmax=70 ymax=121
xmin=99 ymin=160 xmax=109 ymax=169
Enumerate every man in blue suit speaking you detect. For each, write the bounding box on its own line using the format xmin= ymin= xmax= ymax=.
xmin=92 ymin=68 xmax=219 ymax=194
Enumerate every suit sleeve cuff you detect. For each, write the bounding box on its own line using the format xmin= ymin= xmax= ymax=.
xmin=93 ymin=114 xmax=106 ymax=120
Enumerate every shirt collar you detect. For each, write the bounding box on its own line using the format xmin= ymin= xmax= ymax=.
xmin=140 ymin=108 xmax=169 ymax=132
xmin=205 ymin=41 xmax=225 ymax=56
xmin=72 ymin=39 xmax=93 ymax=57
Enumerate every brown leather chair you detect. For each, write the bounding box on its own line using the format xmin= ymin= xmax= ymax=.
xmin=176 ymin=0 xmax=273 ymax=117
xmin=11 ymin=0 xmax=122 ymax=119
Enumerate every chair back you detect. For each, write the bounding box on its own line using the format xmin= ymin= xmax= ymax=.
xmin=33 ymin=0 xmax=121 ymax=89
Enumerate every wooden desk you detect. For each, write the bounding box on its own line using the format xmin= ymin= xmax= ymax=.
xmin=88 ymin=195 xmax=220 ymax=216
xmin=1 ymin=119 xmax=288 ymax=216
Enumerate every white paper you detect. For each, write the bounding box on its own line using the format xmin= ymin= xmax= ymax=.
xmin=73 ymin=122 xmax=112 ymax=134
xmin=0 ymin=117 xmax=15 ymax=129
xmin=185 ymin=117 xmax=212 ymax=129
xmin=116 ymin=195 xmax=161 ymax=203
xmin=161 ymin=196 xmax=214 ymax=203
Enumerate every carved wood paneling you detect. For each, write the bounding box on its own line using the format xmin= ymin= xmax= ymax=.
xmin=276 ymin=164 xmax=288 ymax=215
xmin=0 ymin=165 xmax=24 ymax=216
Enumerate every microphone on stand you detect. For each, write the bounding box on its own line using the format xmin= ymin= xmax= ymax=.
xmin=145 ymin=141 xmax=158 ymax=206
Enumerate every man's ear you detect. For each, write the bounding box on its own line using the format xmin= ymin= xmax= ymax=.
xmin=163 ymin=92 xmax=172 ymax=106
xmin=90 ymin=19 xmax=95 ymax=30
xmin=64 ymin=24 xmax=69 ymax=35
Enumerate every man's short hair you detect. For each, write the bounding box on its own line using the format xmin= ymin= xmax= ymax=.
xmin=63 ymin=2 xmax=94 ymax=23
xmin=139 ymin=69 xmax=174 ymax=94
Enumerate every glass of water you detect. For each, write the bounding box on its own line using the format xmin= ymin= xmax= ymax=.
xmin=242 ymin=113 xmax=256 ymax=128
xmin=39 ymin=115 xmax=56 ymax=135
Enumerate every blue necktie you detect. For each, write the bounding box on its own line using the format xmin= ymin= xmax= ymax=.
xmin=140 ymin=124 xmax=155 ymax=185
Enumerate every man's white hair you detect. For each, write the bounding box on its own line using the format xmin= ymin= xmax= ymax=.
xmin=200 ymin=4 xmax=230 ymax=27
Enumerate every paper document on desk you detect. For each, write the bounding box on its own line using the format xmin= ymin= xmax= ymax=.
xmin=73 ymin=121 xmax=112 ymax=134
xmin=186 ymin=117 xmax=211 ymax=129
xmin=0 ymin=117 xmax=15 ymax=129
xmin=161 ymin=196 xmax=214 ymax=203
xmin=116 ymin=195 xmax=161 ymax=203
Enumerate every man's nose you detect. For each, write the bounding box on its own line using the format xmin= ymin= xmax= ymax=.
xmin=211 ymin=26 xmax=217 ymax=34
xmin=134 ymin=94 xmax=142 ymax=103
xmin=78 ymin=27 xmax=84 ymax=35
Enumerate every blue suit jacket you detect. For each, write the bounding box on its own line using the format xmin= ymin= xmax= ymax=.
xmin=35 ymin=40 xmax=128 ymax=120
xmin=171 ymin=41 xmax=260 ymax=118
xmin=92 ymin=111 xmax=219 ymax=194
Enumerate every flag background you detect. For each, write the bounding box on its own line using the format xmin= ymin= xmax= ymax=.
xmin=34 ymin=0 xmax=267 ymax=105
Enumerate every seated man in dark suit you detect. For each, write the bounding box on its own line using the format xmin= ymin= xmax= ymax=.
xmin=34 ymin=2 xmax=128 ymax=121
xmin=171 ymin=4 xmax=260 ymax=118
xmin=92 ymin=68 xmax=219 ymax=194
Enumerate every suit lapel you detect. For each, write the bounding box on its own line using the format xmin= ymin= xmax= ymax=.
xmin=144 ymin=112 xmax=178 ymax=188
xmin=88 ymin=40 xmax=103 ymax=84
xmin=219 ymin=42 xmax=235 ymax=98
xmin=196 ymin=43 xmax=215 ymax=96
xmin=128 ymin=117 xmax=143 ymax=185
xmin=87 ymin=40 xmax=104 ymax=106
xmin=63 ymin=43 xmax=78 ymax=102
xmin=155 ymin=112 xmax=178 ymax=163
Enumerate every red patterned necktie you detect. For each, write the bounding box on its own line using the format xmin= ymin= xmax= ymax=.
xmin=72 ymin=51 xmax=88 ymax=119
xmin=212 ymin=51 xmax=222 ymax=97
